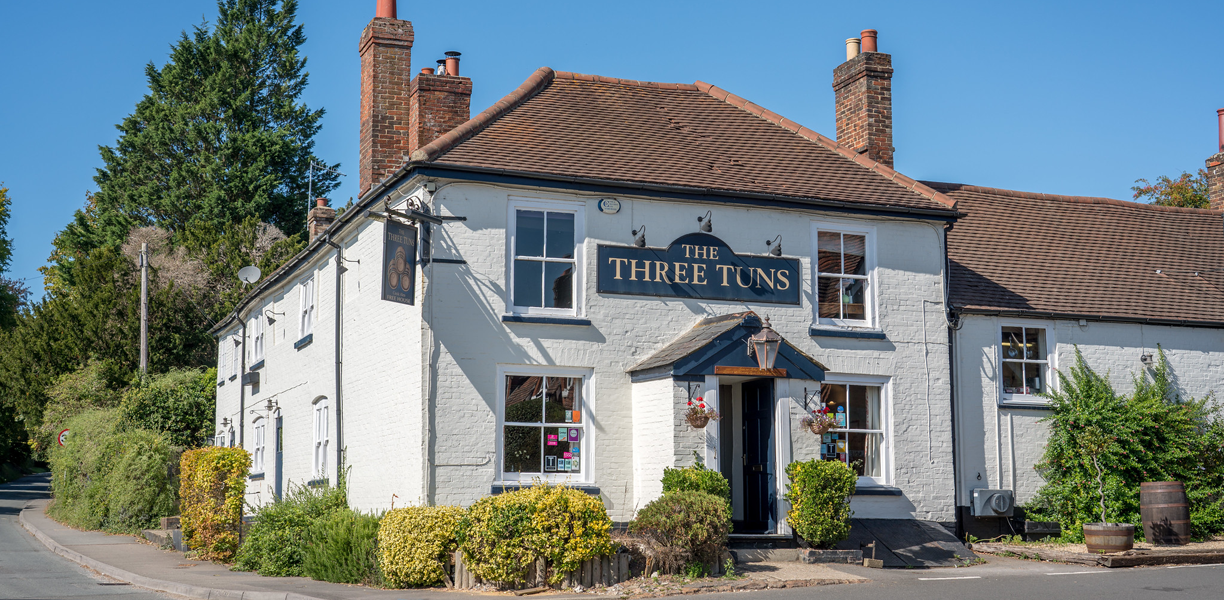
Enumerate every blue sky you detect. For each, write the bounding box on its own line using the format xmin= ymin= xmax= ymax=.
xmin=2 ymin=1 xmax=1222 ymax=292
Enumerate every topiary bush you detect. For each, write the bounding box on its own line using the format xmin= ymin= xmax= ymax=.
xmin=303 ymin=508 xmax=383 ymax=585
xmin=119 ymin=368 xmax=216 ymax=448
xmin=1027 ymin=349 xmax=1224 ymax=541
xmin=458 ymin=484 xmax=614 ymax=586
xmin=784 ymin=459 xmax=856 ymax=548
xmin=180 ymin=446 xmax=250 ymax=561
xmin=233 ymin=479 xmax=348 ymax=576
xmin=629 ymin=490 xmax=731 ymax=570
xmin=379 ymin=505 xmax=466 ymax=587
xmin=49 ymin=409 xmax=179 ymax=533
xmin=661 ymin=460 xmax=731 ymax=508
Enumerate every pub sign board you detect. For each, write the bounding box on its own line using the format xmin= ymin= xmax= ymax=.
xmin=597 ymin=233 xmax=801 ymax=304
xmin=382 ymin=220 xmax=418 ymax=305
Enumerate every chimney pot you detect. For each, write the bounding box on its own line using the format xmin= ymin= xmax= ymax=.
xmin=845 ymin=38 xmax=861 ymax=61
xmin=376 ymin=0 xmax=396 ymax=19
xmin=308 ymin=198 xmax=337 ymax=243
xmin=860 ymin=29 xmax=878 ymax=52
xmin=316 ymin=198 xmax=328 ymax=207
xmin=436 ymin=58 xmax=447 ymax=75
xmin=444 ymin=51 xmax=461 ymax=77
xmin=1217 ymin=108 xmax=1223 ymax=152
xmin=421 ymin=67 xmax=435 ymax=75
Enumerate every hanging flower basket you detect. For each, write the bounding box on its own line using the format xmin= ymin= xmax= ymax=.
xmin=801 ymin=412 xmax=836 ymax=435
xmin=685 ymin=397 xmax=721 ymax=429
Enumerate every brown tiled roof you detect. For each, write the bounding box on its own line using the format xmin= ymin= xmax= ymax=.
xmin=412 ymin=67 xmax=955 ymax=214
xmin=936 ymin=182 xmax=1224 ymax=325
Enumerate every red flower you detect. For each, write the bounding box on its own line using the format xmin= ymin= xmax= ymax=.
xmin=699 ymin=403 xmax=706 ymax=409
xmin=687 ymin=401 xmax=693 ymax=406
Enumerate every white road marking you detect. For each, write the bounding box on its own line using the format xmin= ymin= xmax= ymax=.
xmin=918 ymin=576 xmax=981 ymax=581
xmin=1045 ymin=570 xmax=1108 ymax=575
xmin=1167 ymin=563 xmax=1224 ymax=569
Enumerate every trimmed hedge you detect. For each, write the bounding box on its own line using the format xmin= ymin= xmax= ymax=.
xmin=458 ymin=485 xmax=614 ymax=586
xmin=661 ymin=461 xmax=731 ymax=507
xmin=233 ymin=480 xmax=348 ymax=576
xmin=303 ymin=508 xmax=382 ymax=585
xmin=784 ymin=459 xmax=856 ymax=548
xmin=49 ymin=409 xmax=179 ymax=533
xmin=379 ymin=505 xmax=466 ymax=587
xmin=180 ymin=446 xmax=249 ymax=561
xmin=629 ymin=490 xmax=730 ymax=568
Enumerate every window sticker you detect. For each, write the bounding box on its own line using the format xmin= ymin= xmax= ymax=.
xmin=545 ymin=456 xmax=557 ymax=471
xmin=571 ymin=457 xmax=580 ymax=471
xmin=569 ymin=428 xmax=580 ymax=441
xmin=547 ymin=434 xmax=558 ymax=446
xmin=563 ymin=452 xmax=572 ymax=459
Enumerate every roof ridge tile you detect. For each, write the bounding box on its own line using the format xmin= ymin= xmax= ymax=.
xmin=925 ymin=181 xmax=1224 ymax=215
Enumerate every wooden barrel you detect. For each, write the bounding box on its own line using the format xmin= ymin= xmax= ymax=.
xmin=1141 ymin=481 xmax=1191 ymax=545
xmin=1083 ymin=523 xmax=1134 ymax=553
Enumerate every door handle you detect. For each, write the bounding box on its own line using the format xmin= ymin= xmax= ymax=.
xmin=750 ymin=464 xmax=764 ymax=472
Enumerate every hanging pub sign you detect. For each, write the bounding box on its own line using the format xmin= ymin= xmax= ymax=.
xmin=597 ymin=233 xmax=801 ymax=304
xmin=382 ymin=220 xmax=418 ymax=305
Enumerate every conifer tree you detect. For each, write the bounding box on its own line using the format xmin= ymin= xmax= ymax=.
xmin=48 ymin=0 xmax=336 ymax=286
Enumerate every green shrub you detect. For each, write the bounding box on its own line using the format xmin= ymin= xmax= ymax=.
xmin=784 ymin=459 xmax=856 ymax=548
xmin=458 ymin=484 xmax=614 ymax=586
xmin=233 ymin=480 xmax=347 ymax=576
xmin=303 ymin=508 xmax=382 ymax=585
xmin=661 ymin=461 xmax=731 ymax=507
xmin=119 ymin=368 xmax=216 ymax=448
xmin=180 ymin=446 xmax=249 ymax=561
xmin=37 ymin=360 xmax=127 ymax=456
xmin=379 ymin=505 xmax=466 ymax=587
xmin=1027 ymin=349 xmax=1224 ymax=540
xmin=49 ymin=409 xmax=179 ymax=533
xmin=629 ymin=491 xmax=731 ymax=569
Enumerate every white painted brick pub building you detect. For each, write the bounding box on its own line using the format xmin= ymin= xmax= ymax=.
xmin=213 ymin=3 xmax=1224 ymax=543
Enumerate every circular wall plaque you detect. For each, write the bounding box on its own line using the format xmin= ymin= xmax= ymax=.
xmin=598 ymin=198 xmax=621 ymax=215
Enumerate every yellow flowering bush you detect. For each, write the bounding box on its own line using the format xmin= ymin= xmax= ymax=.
xmin=458 ymin=484 xmax=614 ymax=585
xmin=179 ymin=446 xmax=250 ymax=561
xmin=784 ymin=459 xmax=856 ymax=548
xmin=378 ymin=505 xmax=466 ymax=587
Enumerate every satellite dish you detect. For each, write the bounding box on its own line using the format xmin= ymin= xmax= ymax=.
xmin=237 ymin=266 xmax=262 ymax=285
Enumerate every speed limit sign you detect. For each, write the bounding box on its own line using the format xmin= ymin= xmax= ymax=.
xmin=58 ymin=429 xmax=70 ymax=447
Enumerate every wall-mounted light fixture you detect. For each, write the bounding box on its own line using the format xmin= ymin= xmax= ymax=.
xmin=747 ymin=317 xmax=783 ymax=370
xmin=697 ymin=210 xmax=712 ymax=233
xmin=1140 ymin=353 xmax=1155 ymax=367
xmin=766 ymin=235 xmax=782 ymax=256
xmin=632 ymin=225 xmax=647 ymax=247
xmin=264 ymin=309 xmax=285 ymax=325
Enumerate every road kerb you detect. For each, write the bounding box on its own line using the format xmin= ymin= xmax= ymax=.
xmin=18 ymin=505 xmax=323 ymax=600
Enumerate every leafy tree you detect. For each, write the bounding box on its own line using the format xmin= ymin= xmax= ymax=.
xmin=1132 ymin=170 xmax=1209 ymax=209
xmin=45 ymin=0 xmax=336 ymax=286
xmin=0 ymin=183 xmax=27 ymax=330
xmin=119 ymin=368 xmax=217 ymax=448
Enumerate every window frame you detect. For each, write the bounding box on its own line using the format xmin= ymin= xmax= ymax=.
xmin=230 ymin=336 xmax=240 ymax=379
xmin=252 ymin=312 xmax=265 ymax=363
xmin=299 ymin=275 xmax=316 ymax=339
xmin=810 ymin=220 xmax=877 ymax=328
xmin=506 ymin=197 xmax=585 ymax=317
xmin=494 ymin=364 xmax=594 ymax=484
xmin=998 ymin=322 xmax=1055 ymax=407
xmin=252 ymin=419 xmax=266 ymax=473
xmin=312 ymin=398 xmax=329 ymax=480
xmin=816 ymin=375 xmax=892 ymax=487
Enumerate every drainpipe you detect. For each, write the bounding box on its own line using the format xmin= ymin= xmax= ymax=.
xmin=323 ymin=235 xmax=345 ymax=485
xmin=239 ymin=316 xmax=247 ymax=448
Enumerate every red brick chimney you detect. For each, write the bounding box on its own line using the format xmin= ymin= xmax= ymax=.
xmin=308 ymin=199 xmax=336 ymax=243
xmin=1208 ymin=108 xmax=1224 ymax=210
xmin=409 ymin=52 xmax=472 ymax=156
xmin=358 ymin=2 xmax=414 ymax=195
xmin=833 ymin=29 xmax=894 ymax=168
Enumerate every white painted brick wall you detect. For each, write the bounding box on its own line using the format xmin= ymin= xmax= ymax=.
xmin=955 ymin=315 xmax=1224 ymax=507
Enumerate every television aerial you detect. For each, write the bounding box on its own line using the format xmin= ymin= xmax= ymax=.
xmin=237 ymin=265 xmax=262 ymax=285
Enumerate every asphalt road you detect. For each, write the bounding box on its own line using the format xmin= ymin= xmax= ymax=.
xmin=0 ymin=474 xmax=169 ymax=600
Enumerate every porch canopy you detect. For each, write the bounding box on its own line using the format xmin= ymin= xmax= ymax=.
xmin=627 ymin=312 xmax=826 ymax=382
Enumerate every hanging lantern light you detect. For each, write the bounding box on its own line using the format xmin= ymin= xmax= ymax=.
xmin=748 ymin=317 xmax=782 ymax=370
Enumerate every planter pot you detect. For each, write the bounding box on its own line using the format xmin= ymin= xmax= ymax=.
xmin=1083 ymin=523 xmax=1134 ymax=553
xmin=1141 ymin=481 xmax=1191 ymax=546
xmin=687 ymin=413 xmax=710 ymax=429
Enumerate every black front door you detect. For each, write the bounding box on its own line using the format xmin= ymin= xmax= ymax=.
xmin=741 ymin=379 xmax=775 ymax=533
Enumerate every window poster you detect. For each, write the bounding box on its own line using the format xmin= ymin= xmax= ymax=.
xmin=545 ymin=456 xmax=557 ymax=472
xmin=571 ymin=457 xmax=580 ymax=471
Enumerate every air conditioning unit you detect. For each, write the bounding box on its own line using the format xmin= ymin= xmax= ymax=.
xmin=972 ymin=489 xmax=1014 ymax=517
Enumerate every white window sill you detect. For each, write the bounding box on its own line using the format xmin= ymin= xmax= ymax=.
xmin=999 ymin=396 xmax=1052 ymax=409
xmin=809 ymin=325 xmax=886 ymax=340
xmin=502 ymin=314 xmax=591 ymax=326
